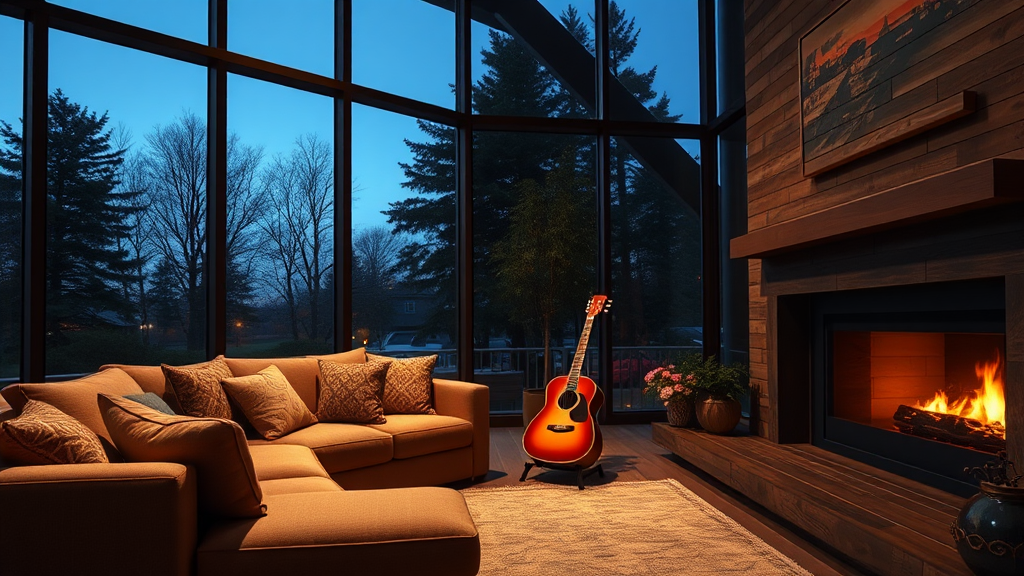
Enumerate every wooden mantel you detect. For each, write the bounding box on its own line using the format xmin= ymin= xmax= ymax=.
xmin=731 ymin=158 xmax=1024 ymax=259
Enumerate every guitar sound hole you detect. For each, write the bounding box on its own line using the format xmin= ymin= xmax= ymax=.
xmin=557 ymin=390 xmax=578 ymax=410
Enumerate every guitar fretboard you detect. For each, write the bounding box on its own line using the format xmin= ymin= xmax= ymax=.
xmin=566 ymin=314 xmax=596 ymax=392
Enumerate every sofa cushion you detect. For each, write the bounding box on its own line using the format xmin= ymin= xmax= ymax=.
xmin=367 ymin=353 xmax=438 ymax=415
xmin=249 ymin=423 xmax=393 ymax=474
xmin=221 ymin=365 xmax=317 ymax=440
xmin=316 ymin=359 xmax=388 ymax=424
xmin=307 ymin=347 xmax=367 ymax=364
xmin=0 ymin=400 xmax=109 ymax=465
xmin=197 ymin=488 xmax=480 ymax=576
xmin=259 ymin=476 xmax=342 ymax=496
xmin=0 ymin=368 xmax=143 ymax=460
xmin=124 ymin=392 xmax=176 ymax=415
xmin=248 ymin=444 xmax=330 ymax=481
xmin=99 ymin=394 xmax=266 ymax=519
xmin=368 ymin=414 xmax=474 ymax=460
xmin=100 ymin=363 xmax=178 ymax=411
xmin=162 ymin=356 xmax=234 ymax=419
xmin=224 ymin=357 xmax=321 ymax=414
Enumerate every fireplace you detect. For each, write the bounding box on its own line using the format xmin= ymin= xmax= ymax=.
xmin=812 ymin=278 xmax=1005 ymax=496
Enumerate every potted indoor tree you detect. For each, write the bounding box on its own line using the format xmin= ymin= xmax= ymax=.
xmin=678 ymin=354 xmax=749 ymax=435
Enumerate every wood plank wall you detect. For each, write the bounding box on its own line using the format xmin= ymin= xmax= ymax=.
xmin=744 ymin=0 xmax=1024 ymax=440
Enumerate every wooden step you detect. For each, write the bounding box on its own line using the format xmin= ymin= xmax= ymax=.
xmin=652 ymin=423 xmax=972 ymax=576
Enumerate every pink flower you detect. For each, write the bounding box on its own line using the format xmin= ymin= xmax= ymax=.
xmin=644 ymin=372 xmax=655 ymax=383
xmin=670 ymin=374 xmax=682 ymax=383
xmin=659 ymin=388 xmax=672 ymax=400
xmin=661 ymin=371 xmax=671 ymax=378
xmin=686 ymin=374 xmax=695 ymax=383
xmin=667 ymin=364 xmax=675 ymax=369
xmin=663 ymin=401 xmax=669 ymax=407
xmin=673 ymin=384 xmax=685 ymax=393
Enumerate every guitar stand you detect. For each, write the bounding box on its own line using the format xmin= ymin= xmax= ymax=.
xmin=520 ymin=459 xmax=605 ymax=490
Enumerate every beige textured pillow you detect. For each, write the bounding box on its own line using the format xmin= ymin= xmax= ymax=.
xmin=162 ymin=356 xmax=233 ymax=419
xmin=98 ymin=393 xmax=266 ymax=519
xmin=367 ymin=353 xmax=438 ymax=415
xmin=221 ymin=365 xmax=317 ymax=440
xmin=0 ymin=400 xmax=108 ymax=465
xmin=316 ymin=359 xmax=389 ymax=424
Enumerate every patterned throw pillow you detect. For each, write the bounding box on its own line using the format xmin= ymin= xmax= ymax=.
xmin=0 ymin=400 xmax=109 ymax=465
xmin=316 ymin=359 xmax=389 ymax=424
xmin=162 ymin=356 xmax=233 ymax=419
xmin=221 ymin=364 xmax=317 ymax=440
xmin=98 ymin=393 xmax=266 ymax=519
xmin=367 ymin=353 xmax=438 ymax=415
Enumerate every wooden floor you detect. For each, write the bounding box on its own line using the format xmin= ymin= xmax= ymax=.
xmin=450 ymin=425 xmax=870 ymax=576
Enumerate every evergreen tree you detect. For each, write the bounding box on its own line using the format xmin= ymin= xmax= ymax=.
xmin=0 ymin=115 xmax=22 ymax=371
xmin=0 ymin=90 xmax=138 ymax=344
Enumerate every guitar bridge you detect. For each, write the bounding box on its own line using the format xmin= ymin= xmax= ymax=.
xmin=547 ymin=424 xmax=575 ymax=433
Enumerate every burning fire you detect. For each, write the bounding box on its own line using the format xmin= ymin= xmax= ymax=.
xmin=913 ymin=352 xmax=1005 ymax=433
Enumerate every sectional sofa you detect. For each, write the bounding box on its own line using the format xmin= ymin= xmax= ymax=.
xmin=0 ymin=348 xmax=489 ymax=576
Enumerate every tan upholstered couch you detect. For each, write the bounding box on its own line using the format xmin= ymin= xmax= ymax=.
xmin=0 ymin=350 xmax=489 ymax=576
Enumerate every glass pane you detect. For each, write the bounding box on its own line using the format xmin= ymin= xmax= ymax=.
xmin=229 ymin=0 xmax=333 ymax=77
xmin=47 ymin=32 xmax=207 ymax=374
xmin=608 ymin=0 xmax=699 ymax=123
xmin=352 ymin=104 xmax=457 ymax=376
xmin=0 ymin=16 xmax=23 ymax=379
xmin=353 ymin=0 xmax=454 ymax=109
xmin=474 ymin=132 xmax=598 ymax=413
xmin=51 ymin=0 xmax=207 ymax=44
xmin=227 ymin=75 xmax=334 ymax=357
xmin=610 ymin=136 xmax=701 ymax=411
xmin=471 ymin=4 xmax=593 ymax=118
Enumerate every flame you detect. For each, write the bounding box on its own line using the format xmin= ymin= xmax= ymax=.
xmin=914 ymin=351 xmax=1005 ymax=433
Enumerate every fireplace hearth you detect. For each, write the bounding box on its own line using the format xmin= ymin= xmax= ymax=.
xmin=812 ymin=278 xmax=1005 ymax=496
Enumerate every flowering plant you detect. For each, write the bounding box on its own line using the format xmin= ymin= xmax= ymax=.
xmin=643 ymin=365 xmax=696 ymax=407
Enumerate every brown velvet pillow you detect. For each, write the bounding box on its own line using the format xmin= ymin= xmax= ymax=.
xmin=221 ymin=365 xmax=317 ymax=440
xmin=367 ymin=353 xmax=438 ymax=415
xmin=162 ymin=356 xmax=233 ymax=419
xmin=0 ymin=400 xmax=109 ymax=465
xmin=0 ymin=368 xmax=143 ymax=461
xmin=98 ymin=393 xmax=266 ymax=519
xmin=316 ymin=359 xmax=389 ymax=424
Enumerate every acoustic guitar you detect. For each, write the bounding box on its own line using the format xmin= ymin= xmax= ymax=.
xmin=523 ymin=295 xmax=611 ymax=467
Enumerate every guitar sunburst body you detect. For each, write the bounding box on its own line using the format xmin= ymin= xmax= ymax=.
xmin=523 ymin=375 xmax=604 ymax=466
xmin=522 ymin=295 xmax=610 ymax=467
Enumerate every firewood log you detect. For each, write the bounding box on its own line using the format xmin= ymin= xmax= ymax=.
xmin=892 ymin=404 xmax=1005 ymax=453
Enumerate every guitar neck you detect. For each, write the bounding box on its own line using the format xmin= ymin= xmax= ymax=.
xmin=567 ymin=315 xmax=596 ymax=390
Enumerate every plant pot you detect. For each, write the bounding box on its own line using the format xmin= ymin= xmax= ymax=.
xmin=523 ymin=389 xmax=546 ymax=428
xmin=695 ymin=395 xmax=741 ymax=434
xmin=666 ymin=395 xmax=694 ymax=427
xmin=952 ymin=482 xmax=1024 ymax=576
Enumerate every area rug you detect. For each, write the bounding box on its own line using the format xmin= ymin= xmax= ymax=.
xmin=461 ymin=479 xmax=812 ymax=575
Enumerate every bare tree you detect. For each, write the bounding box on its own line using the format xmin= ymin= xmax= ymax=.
xmin=353 ymin=225 xmax=406 ymax=347
xmin=261 ymin=134 xmax=334 ymax=341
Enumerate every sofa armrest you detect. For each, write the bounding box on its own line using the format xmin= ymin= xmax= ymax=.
xmin=432 ymin=379 xmax=490 ymax=479
xmin=0 ymin=462 xmax=197 ymax=576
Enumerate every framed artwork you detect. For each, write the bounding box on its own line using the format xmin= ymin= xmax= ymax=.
xmin=799 ymin=0 xmax=976 ymax=177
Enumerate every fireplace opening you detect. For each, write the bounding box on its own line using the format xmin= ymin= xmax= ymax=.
xmin=811 ymin=278 xmax=1006 ymax=496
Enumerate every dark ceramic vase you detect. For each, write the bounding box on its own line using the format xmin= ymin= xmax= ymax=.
xmin=952 ymin=482 xmax=1024 ymax=576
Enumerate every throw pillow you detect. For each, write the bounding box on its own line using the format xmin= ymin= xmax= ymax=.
xmin=161 ymin=356 xmax=233 ymax=419
xmin=316 ymin=359 xmax=389 ymax=424
xmin=367 ymin=353 xmax=438 ymax=415
xmin=307 ymin=347 xmax=367 ymax=364
xmin=0 ymin=400 xmax=108 ymax=465
xmin=123 ymin=392 xmax=176 ymax=415
xmin=98 ymin=393 xmax=266 ymax=519
xmin=0 ymin=367 xmax=144 ymax=461
xmin=220 ymin=365 xmax=317 ymax=440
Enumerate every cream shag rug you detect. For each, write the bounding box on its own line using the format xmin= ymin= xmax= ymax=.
xmin=462 ymin=479 xmax=812 ymax=576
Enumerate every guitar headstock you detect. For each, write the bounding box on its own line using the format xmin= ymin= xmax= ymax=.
xmin=586 ymin=295 xmax=612 ymax=317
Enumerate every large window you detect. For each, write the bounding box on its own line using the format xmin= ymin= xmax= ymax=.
xmin=351 ymin=104 xmax=457 ymax=375
xmin=0 ymin=16 xmax=22 ymax=378
xmin=3 ymin=0 xmax=744 ymax=421
xmin=45 ymin=32 xmax=206 ymax=374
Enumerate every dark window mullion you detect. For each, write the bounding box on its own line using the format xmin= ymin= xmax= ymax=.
xmin=455 ymin=0 xmax=473 ymax=381
xmin=336 ymin=0 xmax=352 ymax=351
xmin=21 ymin=8 xmax=47 ymax=383
xmin=595 ymin=0 xmax=613 ymax=421
xmin=206 ymin=0 xmax=227 ymax=358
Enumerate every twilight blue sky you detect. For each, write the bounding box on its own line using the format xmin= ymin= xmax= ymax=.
xmin=0 ymin=1 xmax=699 ymax=232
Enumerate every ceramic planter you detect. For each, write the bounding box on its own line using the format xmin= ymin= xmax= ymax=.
xmin=695 ymin=395 xmax=741 ymax=434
